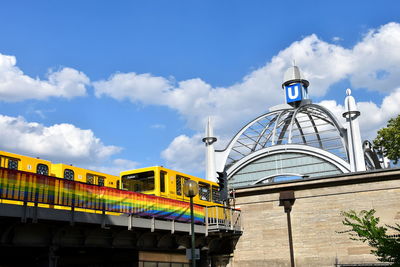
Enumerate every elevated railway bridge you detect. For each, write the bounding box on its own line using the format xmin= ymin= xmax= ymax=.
xmin=0 ymin=168 xmax=242 ymax=267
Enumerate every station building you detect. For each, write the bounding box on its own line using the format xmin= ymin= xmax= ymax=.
xmin=202 ymin=66 xmax=398 ymax=266
xmin=204 ymin=65 xmax=387 ymax=188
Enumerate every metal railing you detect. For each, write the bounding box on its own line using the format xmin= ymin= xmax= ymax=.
xmin=0 ymin=167 xmax=243 ymax=234
xmin=0 ymin=167 xmax=205 ymax=223
xmin=205 ymin=206 xmax=242 ymax=232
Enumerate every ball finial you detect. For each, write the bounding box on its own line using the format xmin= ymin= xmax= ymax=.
xmin=346 ymin=88 xmax=352 ymax=96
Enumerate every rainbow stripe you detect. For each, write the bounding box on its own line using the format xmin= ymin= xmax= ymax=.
xmin=0 ymin=168 xmax=204 ymax=223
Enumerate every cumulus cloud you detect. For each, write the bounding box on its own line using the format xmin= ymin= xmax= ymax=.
xmin=161 ymin=134 xmax=205 ymax=173
xmin=0 ymin=115 xmax=121 ymax=164
xmin=92 ymin=22 xmax=400 ymax=172
xmin=94 ymin=23 xmax=400 ymax=135
xmin=0 ymin=53 xmax=89 ymax=101
xmin=319 ymin=87 xmax=400 ymax=140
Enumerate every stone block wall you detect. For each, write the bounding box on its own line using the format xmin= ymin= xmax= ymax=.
xmin=229 ymin=169 xmax=400 ymax=267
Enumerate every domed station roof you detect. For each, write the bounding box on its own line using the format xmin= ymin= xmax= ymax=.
xmin=209 ymin=65 xmax=386 ymax=188
xmin=219 ymin=102 xmax=350 ymax=188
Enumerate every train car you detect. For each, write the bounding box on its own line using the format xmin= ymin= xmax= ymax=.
xmin=120 ymin=166 xmax=222 ymax=207
xmin=0 ymin=150 xmax=52 ymax=175
xmin=0 ymin=150 xmax=119 ymax=189
xmin=0 ymin=150 xmax=120 ymax=211
xmin=51 ymin=163 xmax=119 ymax=189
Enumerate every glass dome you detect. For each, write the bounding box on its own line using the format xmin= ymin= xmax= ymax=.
xmin=216 ymin=102 xmax=353 ymax=188
xmin=223 ymin=103 xmax=348 ymax=169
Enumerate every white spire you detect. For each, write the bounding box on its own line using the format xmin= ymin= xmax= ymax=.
xmin=202 ymin=117 xmax=218 ymax=182
xmin=343 ymin=89 xmax=366 ymax=172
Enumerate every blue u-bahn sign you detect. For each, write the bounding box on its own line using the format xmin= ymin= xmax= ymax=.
xmin=285 ymin=83 xmax=304 ymax=104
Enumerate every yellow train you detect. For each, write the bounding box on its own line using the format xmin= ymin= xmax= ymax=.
xmin=0 ymin=150 xmax=120 ymax=188
xmin=121 ymin=166 xmax=222 ymax=206
xmin=0 ymin=150 xmax=232 ymax=225
xmin=0 ymin=151 xmax=222 ymax=207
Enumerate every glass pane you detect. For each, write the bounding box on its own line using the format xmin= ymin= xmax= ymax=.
xmin=176 ymin=176 xmax=182 ymax=195
xmin=8 ymin=159 xmax=18 ymax=170
xmin=98 ymin=176 xmax=105 ymax=186
xmin=212 ymin=186 xmax=220 ymax=203
xmin=64 ymin=169 xmax=74 ymax=180
xmin=160 ymin=171 xmax=166 ymax=193
xmin=158 ymin=263 xmax=170 ymax=267
xmin=37 ymin=164 xmax=49 ymax=175
xmin=121 ymin=171 xmax=155 ymax=192
xmin=87 ymin=174 xmax=94 ymax=184
xmin=199 ymin=183 xmax=210 ymax=201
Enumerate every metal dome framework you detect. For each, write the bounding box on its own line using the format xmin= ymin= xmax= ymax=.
xmin=212 ymin=103 xmax=355 ymax=188
xmin=222 ymin=103 xmax=349 ymax=170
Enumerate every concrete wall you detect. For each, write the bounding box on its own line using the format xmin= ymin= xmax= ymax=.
xmin=229 ymin=169 xmax=400 ymax=267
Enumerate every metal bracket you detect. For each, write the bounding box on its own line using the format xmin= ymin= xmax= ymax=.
xmin=151 ymin=217 xmax=155 ymax=232
xmin=128 ymin=215 xmax=132 ymax=230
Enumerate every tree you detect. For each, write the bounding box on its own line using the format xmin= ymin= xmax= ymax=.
xmin=373 ymin=114 xmax=400 ymax=164
xmin=340 ymin=209 xmax=400 ymax=264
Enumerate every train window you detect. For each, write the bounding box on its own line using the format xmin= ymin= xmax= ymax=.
xmin=36 ymin=164 xmax=49 ymax=175
xmin=176 ymin=175 xmax=189 ymax=196
xmin=121 ymin=171 xmax=155 ymax=192
xmin=212 ymin=185 xmax=221 ymax=203
xmin=116 ymin=180 xmax=120 ymax=189
xmin=87 ymin=174 xmax=94 ymax=185
xmin=176 ymin=175 xmax=182 ymax=195
xmin=98 ymin=176 xmax=105 ymax=186
xmin=160 ymin=171 xmax=166 ymax=193
xmin=8 ymin=159 xmax=18 ymax=170
xmin=64 ymin=169 xmax=74 ymax=180
xmin=199 ymin=183 xmax=210 ymax=201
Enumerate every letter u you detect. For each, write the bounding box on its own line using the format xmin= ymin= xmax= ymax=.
xmin=288 ymin=85 xmax=299 ymax=99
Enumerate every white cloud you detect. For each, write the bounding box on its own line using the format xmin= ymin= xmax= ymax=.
xmin=92 ymin=22 xmax=400 ymax=173
xmin=150 ymin=124 xmax=166 ymax=129
xmin=94 ymin=72 xmax=172 ymax=104
xmin=94 ymin=23 xmax=400 ymax=137
xmin=0 ymin=114 xmax=121 ymax=164
xmin=0 ymin=53 xmax=89 ymax=101
xmin=319 ymin=87 xmax=400 ymax=140
xmin=161 ymin=134 xmax=205 ymax=173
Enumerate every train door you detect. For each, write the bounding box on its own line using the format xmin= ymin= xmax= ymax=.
xmin=159 ymin=171 xmax=168 ymax=198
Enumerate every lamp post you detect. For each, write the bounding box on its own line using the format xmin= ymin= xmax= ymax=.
xmin=279 ymin=191 xmax=296 ymax=267
xmin=183 ymin=180 xmax=199 ymax=267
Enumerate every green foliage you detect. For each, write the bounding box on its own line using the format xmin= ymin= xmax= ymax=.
xmin=340 ymin=209 xmax=400 ymax=264
xmin=373 ymin=114 xmax=400 ymax=164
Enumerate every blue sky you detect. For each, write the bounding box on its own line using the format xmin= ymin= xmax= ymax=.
xmin=0 ymin=1 xmax=400 ymax=177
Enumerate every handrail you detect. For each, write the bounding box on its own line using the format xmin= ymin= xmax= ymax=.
xmin=205 ymin=205 xmax=242 ymax=231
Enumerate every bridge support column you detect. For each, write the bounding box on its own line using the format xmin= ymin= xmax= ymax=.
xmin=48 ymin=246 xmax=58 ymax=267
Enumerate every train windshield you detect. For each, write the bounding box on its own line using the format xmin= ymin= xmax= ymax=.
xmin=121 ymin=171 xmax=155 ymax=192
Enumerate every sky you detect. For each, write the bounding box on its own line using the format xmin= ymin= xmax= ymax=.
xmin=0 ymin=1 xmax=400 ymax=177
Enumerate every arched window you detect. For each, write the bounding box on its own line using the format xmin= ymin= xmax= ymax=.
xmin=64 ymin=169 xmax=74 ymax=180
xmin=36 ymin=164 xmax=49 ymax=175
xmin=8 ymin=159 xmax=18 ymax=170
